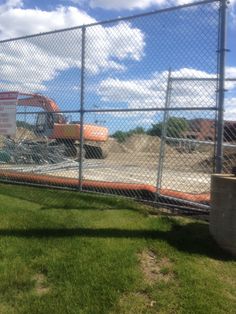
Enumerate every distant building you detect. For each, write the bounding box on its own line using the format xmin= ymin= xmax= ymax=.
xmin=224 ymin=120 xmax=236 ymax=141
xmin=184 ymin=119 xmax=215 ymax=141
xmin=183 ymin=119 xmax=236 ymax=142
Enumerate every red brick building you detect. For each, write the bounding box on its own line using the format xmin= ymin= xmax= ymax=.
xmin=184 ymin=119 xmax=215 ymax=141
xmin=183 ymin=119 xmax=236 ymax=142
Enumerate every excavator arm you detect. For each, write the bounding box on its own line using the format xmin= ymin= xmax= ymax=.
xmin=16 ymin=92 xmax=109 ymax=143
xmin=17 ymin=93 xmax=60 ymax=113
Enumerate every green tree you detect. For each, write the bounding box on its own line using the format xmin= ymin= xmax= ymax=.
xmin=147 ymin=123 xmax=162 ymax=137
xmin=147 ymin=117 xmax=188 ymax=138
xmin=112 ymin=126 xmax=145 ymax=143
xmin=112 ymin=130 xmax=127 ymax=143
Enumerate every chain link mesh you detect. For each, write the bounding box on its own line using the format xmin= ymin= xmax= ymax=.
xmin=0 ymin=0 xmax=233 ymax=210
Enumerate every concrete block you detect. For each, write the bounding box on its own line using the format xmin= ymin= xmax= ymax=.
xmin=210 ymin=174 xmax=236 ymax=257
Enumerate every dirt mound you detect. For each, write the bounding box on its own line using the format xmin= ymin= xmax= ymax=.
xmin=102 ymin=137 xmax=127 ymax=154
xmin=198 ymin=149 xmax=236 ymax=174
xmin=122 ymin=134 xmax=174 ymax=154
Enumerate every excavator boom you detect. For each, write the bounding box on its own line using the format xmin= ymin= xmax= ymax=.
xmin=17 ymin=93 xmax=60 ymax=112
xmin=16 ymin=93 xmax=108 ymax=143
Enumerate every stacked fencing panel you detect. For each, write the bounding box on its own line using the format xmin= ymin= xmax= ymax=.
xmin=0 ymin=0 xmax=233 ymax=211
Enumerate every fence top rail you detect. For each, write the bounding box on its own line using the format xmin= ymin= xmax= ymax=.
xmin=0 ymin=0 xmax=219 ymax=44
xmin=16 ymin=106 xmax=218 ymax=115
xmin=170 ymin=77 xmax=236 ymax=81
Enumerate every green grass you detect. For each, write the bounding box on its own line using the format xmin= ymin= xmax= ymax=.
xmin=0 ymin=183 xmax=235 ymax=314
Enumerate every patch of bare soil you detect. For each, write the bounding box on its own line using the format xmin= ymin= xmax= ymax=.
xmin=119 ymin=292 xmax=151 ymax=306
xmin=138 ymin=250 xmax=173 ymax=285
xmin=110 ymin=291 xmax=157 ymax=314
xmin=32 ymin=273 xmax=50 ymax=296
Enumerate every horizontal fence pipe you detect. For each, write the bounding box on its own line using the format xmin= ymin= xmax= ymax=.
xmin=165 ymin=136 xmax=236 ymax=148
xmin=0 ymin=0 xmax=217 ymax=44
xmin=170 ymin=77 xmax=236 ymax=81
xmin=0 ymin=179 xmax=79 ymax=192
xmin=156 ymin=194 xmax=210 ymax=209
xmin=16 ymin=107 xmax=218 ymax=115
xmin=0 ymin=178 xmax=210 ymax=212
xmin=82 ymin=107 xmax=217 ymax=112
xmin=155 ymin=202 xmax=209 ymax=213
xmin=0 ymin=26 xmax=84 ymax=44
xmin=84 ymin=0 xmax=217 ymax=27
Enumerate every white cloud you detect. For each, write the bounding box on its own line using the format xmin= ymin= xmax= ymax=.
xmin=97 ymin=67 xmax=236 ymax=121
xmin=90 ymin=0 xmax=166 ymax=11
xmin=0 ymin=0 xmax=22 ymax=14
xmin=98 ymin=68 xmax=217 ymax=108
xmin=231 ymin=6 xmax=236 ymax=24
xmin=0 ymin=0 xmax=145 ymax=92
xmin=0 ymin=2 xmax=94 ymax=39
xmin=224 ymin=97 xmax=236 ymax=120
xmin=67 ymin=0 xmax=82 ymax=4
xmin=226 ymin=66 xmax=236 ymax=78
xmin=90 ymin=0 xmax=236 ymax=12
xmin=225 ymin=67 xmax=236 ymax=90
xmin=231 ymin=0 xmax=236 ymax=4
xmin=90 ymin=0 xmax=236 ymax=38
xmin=0 ymin=41 xmax=70 ymax=90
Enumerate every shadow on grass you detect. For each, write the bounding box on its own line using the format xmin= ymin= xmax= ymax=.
xmin=0 ymin=183 xmax=144 ymax=211
xmin=0 ymin=222 xmax=234 ymax=261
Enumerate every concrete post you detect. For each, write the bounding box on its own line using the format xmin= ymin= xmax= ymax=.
xmin=210 ymin=174 xmax=236 ymax=256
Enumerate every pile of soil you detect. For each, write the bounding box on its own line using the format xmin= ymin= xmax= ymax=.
xmin=198 ymin=145 xmax=236 ymax=174
xmin=101 ymin=137 xmax=127 ymax=154
xmin=122 ymin=134 xmax=175 ymax=155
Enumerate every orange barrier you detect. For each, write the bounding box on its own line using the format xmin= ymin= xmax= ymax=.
xmin=0 ymin=170 xmax=210 ymax=204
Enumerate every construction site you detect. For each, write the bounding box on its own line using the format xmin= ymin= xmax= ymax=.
xmin=0 ymin=121 xmax=235 ymax=207
xmin=0 ymin=0 xmax=235 ymax=211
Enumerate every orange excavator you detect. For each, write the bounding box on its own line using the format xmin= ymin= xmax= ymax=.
xmin=16 ymin=92 xmax=109 ymax=160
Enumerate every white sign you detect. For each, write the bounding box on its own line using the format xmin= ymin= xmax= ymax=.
xmin=0 ymin=92 xmax=18 ymax=136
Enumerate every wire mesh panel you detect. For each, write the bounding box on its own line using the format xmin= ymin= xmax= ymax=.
xmin=0 ymin=110 xmax=81 ymax=181
xmin=81 ymin=111 xmax=163 ymax=200
xmin=158 ymin=77 xmax=218 ymax=195
xmin=0 ymin=0 xmax=230 ymax=210
xmin=0 ymin=29 xmax=83 ymax=194
xmin=223 ymin=80 xmax=236 ymax=173
xmin=82 ymin=0 xmax=221 ymax=206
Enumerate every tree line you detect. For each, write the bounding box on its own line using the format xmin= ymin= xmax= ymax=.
xmin=112 ymin=117 xmax=189 ymax=143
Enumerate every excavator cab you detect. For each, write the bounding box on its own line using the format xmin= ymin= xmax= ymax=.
xmin=35 ymin=112 xmax=67 ymax=137
xmin=35 ymin=112 xmax=54 ymax=137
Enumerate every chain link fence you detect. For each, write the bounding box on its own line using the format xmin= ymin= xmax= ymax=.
xmin=0 ymin=0 xmax=234 ymax=211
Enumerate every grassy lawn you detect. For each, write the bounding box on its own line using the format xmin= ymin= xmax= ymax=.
xmin=0 ymin=184 xmax=235 ymax=314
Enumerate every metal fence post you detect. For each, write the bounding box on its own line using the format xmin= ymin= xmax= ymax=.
xmin=155 ymin=69 xmax=172 ymax=202
xmin=216 ymin=0 xmax=227 ymax=173
xmin=79 ymin=25 xmax=86 ymax=191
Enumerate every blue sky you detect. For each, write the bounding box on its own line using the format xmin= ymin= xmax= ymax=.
xmin=0 ymin=0 xmax=235 ymax=133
